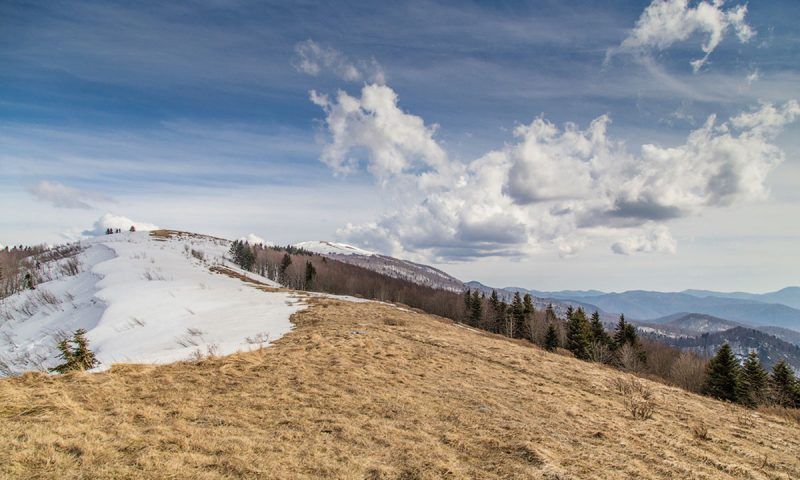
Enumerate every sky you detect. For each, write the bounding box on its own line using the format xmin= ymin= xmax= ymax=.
xmin=1 ymin=0 xmax=799 ymax=293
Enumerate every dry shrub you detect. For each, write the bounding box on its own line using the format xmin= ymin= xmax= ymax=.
xmin=35 ymin=289 xmax=60 ymax=306
xmin=669 ymin=352 xmax=707 ymax=393
xmin=617 ymin=344 xmax=645 ymax=373
xmin=59 ymin=257 xmax=81 ymax=276
xmin=587 ymin=340 xmax=613 ymax=364
xmin=383 ymin=317 xmax=406 ymax=326
xmin=690 ymin=420 xmax=710 ymax=441
xmin=759 ymin=406 xmax=800 ymax=425
xmin=612 ymin=377 xmax=656 ymax=420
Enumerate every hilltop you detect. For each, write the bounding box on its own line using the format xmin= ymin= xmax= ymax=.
xmin=3 ymin=293 xmax=800 ymax=479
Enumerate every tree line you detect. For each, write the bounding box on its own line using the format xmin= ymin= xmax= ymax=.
xmin=227 ymin=241 xmax=798 ymax=412
xmin=704 ymin=344 xmax=799 ymax=408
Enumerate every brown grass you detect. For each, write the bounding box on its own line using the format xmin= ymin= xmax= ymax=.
xmin=2 ymin=294 xmax=800 ymax=479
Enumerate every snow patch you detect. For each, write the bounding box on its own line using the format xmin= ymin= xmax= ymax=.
xmin=0 ymin=231 xmax=304 ymax=374
xmin=294 ymin=240 xmax=375 ymax=256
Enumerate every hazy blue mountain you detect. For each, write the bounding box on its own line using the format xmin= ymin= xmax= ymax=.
xmin=655 ymin=313 xmax=744 ymax=334
xmin=653 ymin=326 xmax=800 ymax=373
xmin=682 ymin=286 xmax=800 ymax=310
xmin=464 ymin=281 xmax=617 ymax=325
xmin=513 ymin=289 xmax=606 ymax=299
xmin=577 ymin=291 xmax=800 ymax=330
xmin=758 ymin=326 xmax=800 ymax=347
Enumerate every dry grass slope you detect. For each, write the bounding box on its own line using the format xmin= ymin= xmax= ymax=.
xmin=2 ymin=294 xmax=800 ymax=479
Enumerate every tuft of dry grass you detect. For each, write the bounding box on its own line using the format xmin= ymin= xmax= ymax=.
xmin=611 ymin=377 xmax=657 ymax=420
xmin=2 ymin=294 xmax=800 ymax=479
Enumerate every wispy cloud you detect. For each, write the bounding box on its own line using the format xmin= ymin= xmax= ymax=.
xmin=28 ymin=180 xmax=112 ymax=209
xmin=608 ymin=0 xmax=754 ymax=72
xmin=294 ymin=40 xmax=385 ymax=84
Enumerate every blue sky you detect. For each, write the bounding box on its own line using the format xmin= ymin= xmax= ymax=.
xmin=1 ymin=0 xmax=799 ymax=292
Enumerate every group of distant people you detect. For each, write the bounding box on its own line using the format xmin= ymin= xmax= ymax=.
xmin=105 ymin=226 xmax=136 ymax=235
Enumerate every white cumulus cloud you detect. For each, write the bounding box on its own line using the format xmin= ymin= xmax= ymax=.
xmin=611 ymin=226 xmax=677 ymax=255
xmin=82 ymin=213 xmax=159 ymax=236
xmin=239 ymin=233 xmax=270 ymax=245
xmin=611 ymin=0 xmax=754 ymax=72
xmin=310 ymin=84 xmax=449 ymax=184
xmin=311 ymin=82 xmax=797 ymax=260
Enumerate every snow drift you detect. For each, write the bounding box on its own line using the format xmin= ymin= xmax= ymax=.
xmin=0 ymin=231 xmax=305 ymax=375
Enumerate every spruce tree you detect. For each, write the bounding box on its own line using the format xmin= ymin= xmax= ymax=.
xmin=544 ymin=323 xmax=559 ymax=352
xmin=495 ymin=300 xmax=508 ymax=334
xmin=50 ymin=329 xmax=98 ymax=374
xmin=703 ymin=343 xmax=741 ymax=403
xmin=470 ymin=289 xmax=483 ymax=326
xmin=463 ymin=288 xmax=472 ymax=320
xmin=589 ymin=310 xmax=609 ymax=345
xmin=304 ymin=261 xmax=316 ymax=290
xmin=523 ymin=293 xmax=534 ymax=316
xmin=566 ymin=308 xmax=591 ymax=360
xmin=769 ymin=359 xmax=799 ymax=408
xmin=612 ymin=314 xmax=627 ymax=349
xmin=489 ymin=290 xmax=499 ymax=312
xmin=521 ymin=293 xmax=535 ymax=341
xmin=279 ymin=253 xmax=292 ymax=284
xmin=511 ymin=292 xmax=525 ymax=339
xmin=740 ymin=351 xmax=768 ymax=407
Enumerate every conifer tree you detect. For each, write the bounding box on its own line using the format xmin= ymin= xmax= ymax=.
xmin=612 ymin=314 xmax=628 ymax=349
xmin=589 ymin=310 xmax=610 ymax=345
xmin=279 ymin=253 xmax=292 ymax=284
xmin=495 ymin=300 xmax=508 ymax=334
xmin=489 ymin=289 xmax=499 ymax=312
xmin=740 ymin=351 xmax=768 ymax=407
xmin=470 ymin=289 xmax=483 ymax=326
xmin=304 ymin=261 xmax=316 ymax=290
xmin=523 ymin=293 xmax=534 ymax=316
xmin=566 ymin=307 xmax=591 ymax=360
xmin=463 ymin=288 xmax=472 ymax=320
xmin=520 ymin=293 xmax=535 ymax=341
xmin=510 ymin=292 xmax=525 ymax=339
xmin=544 ymin=323 xmax=559 ymax=352
xmin=703 ymin=343 xmax=741 ymax=403
xmin=50 ymin=329 xmax=98 ymax=374
xmin=769 ymin=359 xmax=799 ymax=408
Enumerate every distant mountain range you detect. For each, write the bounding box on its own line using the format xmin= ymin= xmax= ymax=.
xmin=648 ymin=326 xmax=800 ymax=373
xmin=640 ymin=313 xmax=744 ymax=336
xmin=682 ymin=287 xmax=800 ymax=310
xmin=481 ymin=287 xmax=800 ymax=332
xmin=287 ymin=244 xmax=800 ymax=334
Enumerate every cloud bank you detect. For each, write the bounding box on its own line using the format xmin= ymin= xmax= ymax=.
xmin=311 ymin=83 xmax=798 ymax=260
xmin=611 ymin=0 xmax=754 ymax=72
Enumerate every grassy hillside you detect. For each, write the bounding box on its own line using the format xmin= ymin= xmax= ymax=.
xmin=2 ymin=296 xmax=799 ymax=479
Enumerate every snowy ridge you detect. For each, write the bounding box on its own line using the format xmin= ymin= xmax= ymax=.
xmin=293 ymin=240 xmax=375 ymax=256
xmin=293 ymin=240 xmax=464 ymax=293
xmin=0 ymin=231 xmax=305 ymax=375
